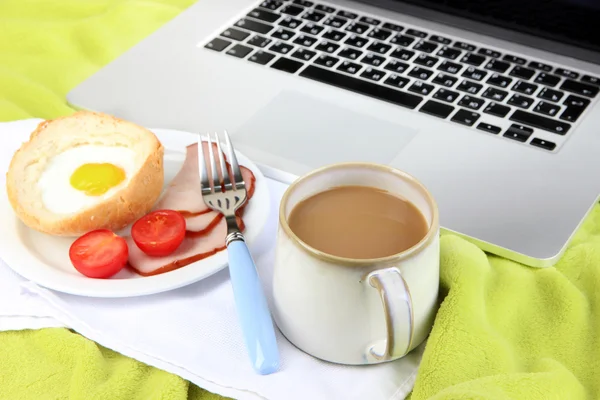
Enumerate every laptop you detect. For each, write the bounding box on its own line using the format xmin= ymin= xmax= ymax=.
xmin=65 ymin=0 xmax=600 ymax=268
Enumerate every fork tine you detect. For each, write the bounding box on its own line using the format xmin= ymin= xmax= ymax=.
xmin=224 ymin=130 xmax=244 ymax=190
xmin=197 ymin=134 xmax=212 ymax=195
xmin=215 ymin=132 xmax=232 ymax=192
xmin=207 ymin=133 xmax=220 ymax=192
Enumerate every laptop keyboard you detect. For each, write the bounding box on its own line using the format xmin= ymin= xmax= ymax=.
xmin=204 ymin=0 xmax=600 ymax=153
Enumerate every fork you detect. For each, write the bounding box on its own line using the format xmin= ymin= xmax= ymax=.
xmin=197 ymin=131 xmax=280 ymax=375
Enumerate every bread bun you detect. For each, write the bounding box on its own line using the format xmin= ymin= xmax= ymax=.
xmin=6 ymin=111 xmax=164 ymax=236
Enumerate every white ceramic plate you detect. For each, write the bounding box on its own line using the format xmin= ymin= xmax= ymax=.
xmin=0 ymin=128 xmax=270 ymax=297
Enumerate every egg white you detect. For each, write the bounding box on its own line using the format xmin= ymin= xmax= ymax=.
xmin=37 ymin=145 xmax=137 ymax=215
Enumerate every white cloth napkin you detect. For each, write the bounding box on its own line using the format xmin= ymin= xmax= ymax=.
xmin=0 ymin=119 xmax=423 ymax=400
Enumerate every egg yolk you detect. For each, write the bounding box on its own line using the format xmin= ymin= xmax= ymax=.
xmin=70 ymin=163 xmax=126 ymax=196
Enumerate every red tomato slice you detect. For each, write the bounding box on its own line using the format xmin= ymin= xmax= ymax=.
xmin=131 ymin=209 xmax=186 ymax=257
xmin=69 ymin=229 xmax=128 ymax=279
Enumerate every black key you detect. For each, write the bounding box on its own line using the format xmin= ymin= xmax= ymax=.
xmin=235 ymin=18 xmax=273 ymax=34
xmin=303 ymin=10 xmax=326 ymax=22
xmin=433 ymin=88 xmax=460 ymax=103
xmin=534 ymin=101 xmax=561 ymax=117
xmin=510 ymin=110 xmax=571 ymax=135
xmin=409 ymin=81 xmax=435 ymax=96
xmin=301 ymin=23 xmax=325 ymax=36
xmin=555 ymin=68 xmax=579 ymax=80
xmin=299 ymin=65 xmax=423 ymax=109
xmin=225 ymin=44 xmax=253 ymax=58
xmin=502 ymin=54 xmax=526 ymax=65
xmin=508 ymin=94 xmax=534 ymax=109
xmin=205 ymin=37 xmax=231 ymax=52
xmin=413 ymin=40 xmax=438 ymax=54
xmin=384 ymin=74 xmax=410 ymax=89
xmin=391 ymin=48 xmax=415 ymax=61
xmin=560 ymin=79 xmax=599 ymax=97
xmin=509 ymin=66 xmax=535 ymax=80
xmin=247 ymin=35 xmax=272 ymax=48
xmin=419 ymin=100 xmax=454 ymax=118
xmin=430 ymin=35 xmax=451 ymax=45
xmin=406 ymin=29 xmax=427 ymax=38
xmin=259 ymin=0 xmax=283 ymax=10
xmin=504 ymin=124 xmax=533 ymax=142
xmin=485 ymin=59 xmax=510 ymax=73
xmin=432 ymin=73 xmax=458 ymax=88
xmin=248 ymin=8 xmax=280 ymax=23
xmin=484 ymin=102 xmax=511 ymax=117
xmin=457 ymin=80 xmax=483 ymax=94
xmin=453 ymin=41 xmax=477 ymax=52
xmin=360 ymin=67 xmax=385 ymax=82
xmin=293 ymin=0 xmax=313 ymax=6
xmin=414 ymin=54 xmax=439 ymax=68
xmin=482 ymin=87 xmax=508 ymax=101
xmin=535 ymin=73 xmax=561 ymax=87
xmin=337 ymin=10 xmax=358 ymax=19
xmin=529 ymin=61 xmax=552 ymax=72
xmin=382 ymin=22 xmax=404 ymax=32
xmin=321 ymin=28 xmax=345 ymax=41
xmin=438 ymin=60 xmax=462 ymax=74
xmin=367 ymin=41 xmax=392 ymax=54
xmin=390 ymin=35 xmax=415 ymax=47
xmin=512 ymin=80 xmax=538 ymax=96
xmin=582 ymin=75 xmax=600 ymax=86
xmin=339 ymin=47 xmax=363 ymax=60
xmin=437 ymin=46 xmax=461 ymax=60
xmin=346 ymin=22 xmax=370 ymax=34
xmin=408 ymin=66 xmax=433 ymax=81
xmin=337 ymin=60 xmax=362 ymax=74
xmin=293 ymin=34 xmax=318 ymax=47
xmin=359 ymin=16 xmax=380 ymax=25
xmin=538 ymin=87 xmax=564 ymax=102
xmin=323 ymin=17 xmax=347 ymax=28
xmin=315 ymin=4 xmax=336 ymax=13
xmin=279 ymin=16 xmax=302 ymax=29
xmin=478 ymin=48 xmax=501 ymax=58
xmin=271 ymin=27 xmax=296 ymax=41
xmin=530 ymin=138 xmax=556 ymax=151
xmin=280 ymin=4 xmax=304 ymax=16
xmin=221 ymin=27 xmax=251 ymax=41
xmin=477 ymin=122 xmax=501 ymax=134
xmin=249 ymin=50 xmax=276 ymax=65
xmin=270 ymin=56 xmax=304 ymax=73
xmin=384 ymin=59 xmax=409 ymax=73
xmin=269 ymin=41 xmax=294 ymax=55
xmin=315 ymin=40 xmax=340 ymax=53
xmin=314 ymin=54 xmax=339 ymax=68
xmin=368 ymin=28 xmax=393 ymax=41
xmin=560 ymin=95 xmax=590 ymax=122
xmin=462 ymin=67 xmax=487 ymax=81
xmin=487 ymin=73 xmax=513 ymax=88
xmin=458 ymin=95 xmax=485 ymax=110
xmin=451 ymin=109 xmax=480 ymax=126
xmin=345 ymin=34 xmax=368 ymax=48
xmin=291 ymin=48 xmax=316 ymax=61
xmin=362 ymin=53 xmax=386 ymax=67
xmin=461 ymin=53 xmax=486 ymax=66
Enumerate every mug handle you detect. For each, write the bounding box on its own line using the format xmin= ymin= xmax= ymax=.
xmin=366 ymin=267 xmax=414 ymax=361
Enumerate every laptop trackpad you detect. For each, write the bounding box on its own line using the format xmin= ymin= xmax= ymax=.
xmin=232 ymin=90 xmax=418 ymax=170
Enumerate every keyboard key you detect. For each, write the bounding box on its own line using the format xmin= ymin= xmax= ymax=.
xmin=271 ymin=27 xmax=295 ymax=41
xmin=315 ymin=40 xmax=340 ymax=53
xmin=299 ymin=65 xmax=423 ymax=109
xmin=315 ymin=4 xmax=336 ymax=13
xmin=559 ymin=95 xmax=590 ymax=122
xmin=461 ymin=53 xmax=486 ymax=66
xmin=432 ymin=73 xmax=458 ymax=87
xmin=221 ymin=28 xmax=251 ymax=41
xmin=528 ymin=61 xmax=552 ymax=72
xmin=382 ymin=22 xmax=404 ymax=32
xmin=280 ymin=4 xmax=304 ymax=16
xmin=534 ymin=101 xmax=561 ymax=117
xmin=419 ymin=100 xmax=454 ymax=118
xmin=359 ymin=16 xmax=380 ymax=25
xmin=293 ymin=0 xmax=313 ymax=6
xmin=437 ymin=46 xmax=462 ymax=60
xmin=321 ymin=28 xmax=345 ymax=41
xmin=205 ymin=37 xmax=231 ymax=52
xmin=462 ymin=67 xmax=487 ymax=81
xmin=438 ymin=60 xmax=462 ymax=74
xmin=390 ymin=34 xmax=415 ymax=47
xmin=409 ymin=80 xmax=435 ymax=96
xmin=360 ymin=67 xmax=385 ymax=82
xmin=339 ymin=47 xmax=363 ymax=60
xmin=384 ymin=74 xmax=410 ymax=89
xmin=270 ymin=41 xmax=294 ymax=54
xmin=226 ymin=44 xmax=253 ymax=58
xmin=487 ymin=73 xmax=513 ymax=88
xmin=362 ymin=53 xmax=386 ymax=67
xmin=433 ymin=88 xmax=460 ymax=103
xmin=248 ymin=50 xmax=276 ymax=65
xmin=279 ymin=16 xmax=302 ymax=29
xmin=457 ymin=80 xmax=483 ymax=94
xmin=337 ymin=60 xmax=362 ymax=74
xmin=503 ymin=54 xmax=526 ymax=65
xmin=303 ymin=10 xmax=326 ymax=22
xmin=510 ymin=110 xmax=571 ymax=135
xmin=504 ymin=124 xmax=533 ymax=142
xmin=560 ymin=79 xmax=599 ymax=97
xmin=270 ymin=56 xmax=304 ymax=73
xmin=582 ymin=75 xmax=600 ymax=86
xmin=235 ymin=18 xmax=274 ymax=34
xmin=535 ymin=73 xmax=561 ymax=87
xmin=512 ymin=80 xmax=538 ymax=95
xmin=508 ymin=94 xmax=534 ymax=109
xmin=430 ymin=35 xmax=452 ymax=45
xmin=530 ymin=138 xmax=556 ymax=151
xmin=477 ymin=122 xmax=501 ymax=134
xmin=453 ymin=41 xmax=477 ymax=52
xmin=314 ymin=54 xmax=339 ymax=68
xmin=384 ymin=59 xmax=410 ymax=73
xmin=406 ymin=29 xmax=427 ymax=38
xmin=346 ymin=22 xmax=370 ymax=34
xmin=291 ymin=48 xmax=316 ymax=61
xmin=478 ymin=48 xmax=501 ymax=58
xmin=368 ymin=28 xmax=393 ymax=41
xmin=367 ymin=41 xmax=392 ymax=54
xmin=345 ymin=35 xmax=368 ymax=48
xmin=301 ymin=23 xmax=325 ymax=36
xmin=248 ymin=8 xmax=280 ymax=23
xmin=451 ymin=109 xmax=480 ymax=126
xmin=484 ymin=102 xmax=511 ymax=117
xmin=458 ymin=95 xmax=485 ymax=110
xmin=554 ymin=68 xmax=579 ymax=79
xmin=408 ymin=66 xmax=433 ymax=81
xmin=415 ymin=54 xmax=439 ymax=68
xmin=391 ymin=48 xmax=415 ymax=61
xmin=413 ymin=40 xmax=438 ymax=53
xmin=485 ymin=59 xmax=510 ymax=73
xmin=247 ymin=35 xmax=272 ymax=48
xmin=259 ymin=0 xmax=283 ymax=10
xmin=293 ymin=34 xmax=318 ymax=47
xmin=482 ymin=87 xmax=508 ymax=101
xmin=538 ymin=87 xmax=564 ymax=102
xmin=323 ymin=16 xmax=347 ymax=28
xmin=509 ymin=66 xmax=535 ymax=80
xmin=337 ymin=10 xmax=358 ymax=19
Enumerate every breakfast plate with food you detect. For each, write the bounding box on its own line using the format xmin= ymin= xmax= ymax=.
xmin=0 ymin=111 xmax=270 ymax=297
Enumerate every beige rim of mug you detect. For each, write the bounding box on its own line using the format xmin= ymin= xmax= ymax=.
xmin=279 ymin=162 xmax=440 ymax=266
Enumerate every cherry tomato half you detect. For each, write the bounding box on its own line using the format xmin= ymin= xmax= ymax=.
xmin=131 ymin=209 xmax=186 ymax=257
xmin=69 ymin=229 xmax=128 ymax=279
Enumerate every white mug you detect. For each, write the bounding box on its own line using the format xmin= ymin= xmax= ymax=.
xmin=272 ymin=163 xmax=440 ymax=365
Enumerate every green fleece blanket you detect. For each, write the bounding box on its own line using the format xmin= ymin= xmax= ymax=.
xmin=2 ymin=1 xmax=600 ymax=399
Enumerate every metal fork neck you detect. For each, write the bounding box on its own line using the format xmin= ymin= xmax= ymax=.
xmin=225 ymin=215 xmax=244 ymax=246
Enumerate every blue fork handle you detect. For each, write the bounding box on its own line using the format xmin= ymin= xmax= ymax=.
xmin=226 ymin=239 xmax=280 ymax=375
